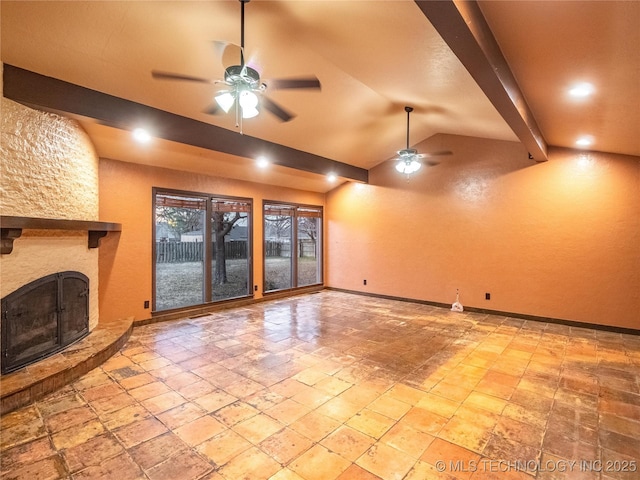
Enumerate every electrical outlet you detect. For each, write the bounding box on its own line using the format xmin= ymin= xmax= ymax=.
xmin=144 ymin=300 xmax=150 ymax=309
xmin=254 ymin=285 xmax=258 ymax=292
xmin=363 ymin=279 xmax=367 ymax=285
xmin=485 ymin=293 xmax=491 ymax=300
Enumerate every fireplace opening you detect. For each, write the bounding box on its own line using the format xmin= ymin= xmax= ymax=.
xmin=1 ymin=271 xmax=89 ymax=374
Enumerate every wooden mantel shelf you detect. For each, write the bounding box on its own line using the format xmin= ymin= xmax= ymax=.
xmin=1 ymin=216 xmax=122 ymax=254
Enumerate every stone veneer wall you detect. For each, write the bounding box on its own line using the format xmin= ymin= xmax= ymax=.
xmin=0 ymin=98 xmax=100 ymax=330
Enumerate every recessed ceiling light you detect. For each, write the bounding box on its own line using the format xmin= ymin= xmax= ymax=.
xmin=256 ymin=157 xmax=269 ymax=168
xmin=576 ymin=136 xmax=593 ymax=147
xmin=568 ymin=82 xmax=595 ymax=98
xmin=132 ymin=128 xmax=152 ymax=144
xmin=327 ymin=173 xmax=337 ymax=182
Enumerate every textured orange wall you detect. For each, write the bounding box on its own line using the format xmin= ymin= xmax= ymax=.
xmin=98 ymin=159 xmax=324 ymax=323
xmin=326 ymin=134 xmax=639 ymax=329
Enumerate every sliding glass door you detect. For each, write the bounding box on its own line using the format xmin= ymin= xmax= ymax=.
xmin=211 ymin=197 xmax=251 ymax=302
xmin=264 ymin=202 xmax=322 ymax=293
xmin=154 ymin=189 xmax=252 ymax=311
xmin=264 ymin=204 xmax=293 ymax=291
xmin=297 ymin=208 xmax=322 ymax=287
xmin=155 ymin=193 xmax=206 ymax=310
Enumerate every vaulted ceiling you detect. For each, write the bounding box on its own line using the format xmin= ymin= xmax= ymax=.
xmin=2 ymin=1 xmax=638 ymax=192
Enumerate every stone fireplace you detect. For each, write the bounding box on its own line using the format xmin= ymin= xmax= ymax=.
xmin=1 ymin=95 xmax=101 ymax=371
xmin=0 ymin=79 xmax=129 ymax=414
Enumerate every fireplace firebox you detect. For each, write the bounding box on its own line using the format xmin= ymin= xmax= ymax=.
xmin=1 ymin=271 xmax=89 ymax=374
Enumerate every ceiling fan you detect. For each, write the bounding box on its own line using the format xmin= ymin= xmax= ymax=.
xmin=151 ymin=0 xmax=321 ymax=131
xmin=394 ymin=106 xmax=451 ymax=175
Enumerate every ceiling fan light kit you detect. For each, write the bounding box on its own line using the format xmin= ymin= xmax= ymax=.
xmin=151 ymin=0 xmax=321 ymax=133
xmin=215 ymin=64 xmax=263 ymax=119
xmin=395 ymin=148 xmax=422 ymax=174
xmin=393 ymin=106 xmax=452 ymax=177
xmin=395 ymin=106 xmax=422 ymax=176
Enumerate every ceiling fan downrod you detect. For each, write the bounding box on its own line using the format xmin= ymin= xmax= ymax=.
xmin=405 ymin=106 xmax=413 ymax=150
xmin=240 ymin=0 xmax=249 ymax=67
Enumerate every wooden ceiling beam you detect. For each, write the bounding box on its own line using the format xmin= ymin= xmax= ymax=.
xmin=2 ymin=64 xmax=368 ymax=182
xmin=415 ymin=0 xmax=548 ymax=161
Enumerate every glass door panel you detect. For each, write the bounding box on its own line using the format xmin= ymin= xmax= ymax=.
xmin=297 ymin=214 xmax=321 ymax=287
xmin=155 ymin=193 xmax=206 ymax=310
xmin=211 ymin=199 xmax=251 ymax=301
xmin=264 ymin=207 xmax=293 ymax=292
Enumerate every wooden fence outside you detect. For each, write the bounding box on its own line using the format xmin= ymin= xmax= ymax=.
xmin=156 ymin=241 xmax=246 ymax=263
xmin=156 ymin=240 xmax=316 ymax=263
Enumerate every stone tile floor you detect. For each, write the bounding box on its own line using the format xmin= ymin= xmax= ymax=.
xmin=1 ymin=291 xmax=639 ymax=480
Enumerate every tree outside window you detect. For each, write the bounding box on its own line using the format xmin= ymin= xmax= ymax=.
xmin=154 ymin=190 xmax=252 ymax=311
xmin=264 ymin=202 xmax=322 ymax=292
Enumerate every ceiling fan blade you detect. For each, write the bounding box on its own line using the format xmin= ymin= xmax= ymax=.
xmin=261 ymin=96 xmax=295 ymax=122
xmin=423 ymin=150 xmax=453 ymax=157
xmin=202 ymin=103 xmax=223 ymax=116
xmin=416 ymin=150 xmax=452 ymax=166
xmin=415 ymin=150 xmax=452 ymax=158
xmin=267 ymin=77 xmax=321 ymax=90
xmin=152 ymin=70 xmax=215 ymax=84
xmin=214 ymin=41 xmax=243 ymax=67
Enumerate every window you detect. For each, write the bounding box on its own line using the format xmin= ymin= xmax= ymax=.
xmin=154 ymin=189 xmax=252 ymax=311
xmin=211 ymin=197 xmax=251 ymax=302
xmin=297 ymin=208 xmax=322 ymax=287
xmin=155 ymin=192 xmax=206 ymax=310
xmin=264 ymin=202 xmax=322 ymax=293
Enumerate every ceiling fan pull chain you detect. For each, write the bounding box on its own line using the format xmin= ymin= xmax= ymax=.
xmin=235 ymin=100 xmax=241 ymax=132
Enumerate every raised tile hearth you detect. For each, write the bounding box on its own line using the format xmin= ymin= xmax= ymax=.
xmin=0 ymin=318 xmax=132 ymax=414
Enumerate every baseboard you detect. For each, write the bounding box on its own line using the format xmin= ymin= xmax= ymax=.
xmin=135 ymin=285 xmax=324 ymax=327
xmin=325 ymin=287 xmax=640 ymax=336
